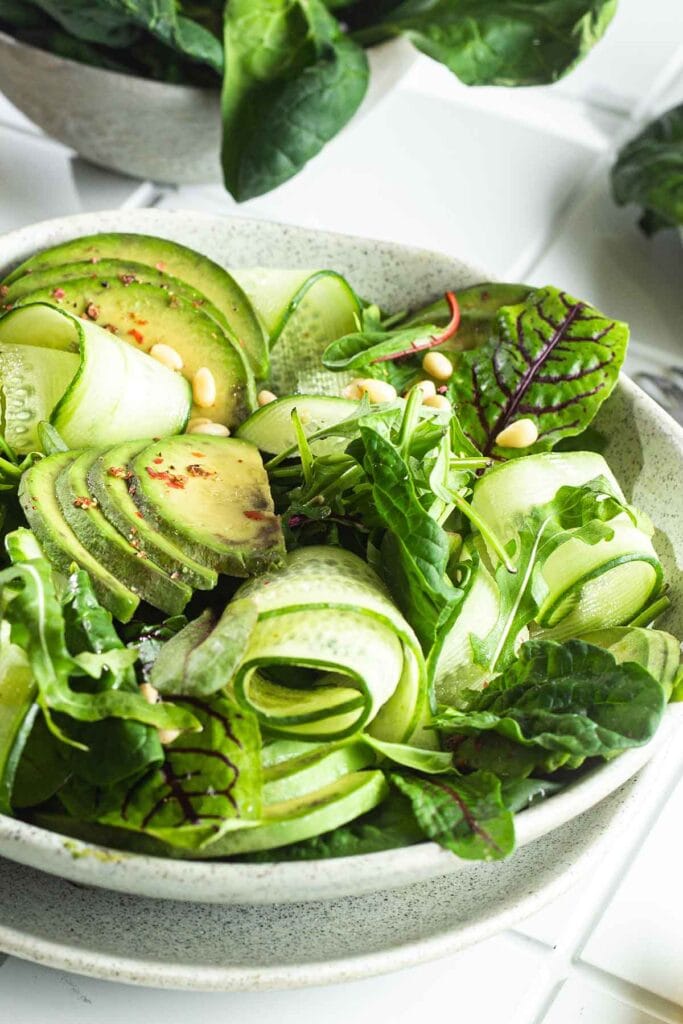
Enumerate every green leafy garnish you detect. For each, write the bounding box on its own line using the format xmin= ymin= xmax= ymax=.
xmin=612 ymin=103 xmax=683 ymax=234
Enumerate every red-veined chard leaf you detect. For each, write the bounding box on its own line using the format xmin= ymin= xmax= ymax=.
xmin=70 ymin=694 xmax=263 ymax=851
xmin=448 ymin=286 xmax=628 ymax=457
xmin=390 ymin=769 xmax=514 ymax=861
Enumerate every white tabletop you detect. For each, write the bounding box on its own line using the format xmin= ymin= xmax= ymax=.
xmin=1 ymin=1 xmax=682 ymax=1019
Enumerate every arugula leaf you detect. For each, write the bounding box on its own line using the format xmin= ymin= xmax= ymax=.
xmin=390 ymin=769 xmax=514 ymax=861
xmin=449 ymin=286 xmax=628 ymax=458
xmin=150 ymin=599 xmax=258 ymax=697
xmin=221 ymin=0 xmax=369 ymax=200
xmin=62 ymin=694 xmax=262 ymax=851
xmin=0 ymin=531 xmax=198 ymax=738
xmin=612 ymin=103 xmax=683 ymax=234
xmin=367 ymin=0 xmax=617 ymax=86
xmin=436 ymin=639 xmax=666 ymax=768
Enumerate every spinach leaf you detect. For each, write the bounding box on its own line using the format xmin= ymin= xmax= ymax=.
xmin=436 ymin=639 xmax=666 ymax=766
xmin=612 ymin=103 xmax=683 ymax=234
xmin=449 ymin=286 xmax=628 ymax=457
xmin=10 ymin=711 xmax=70 ymax=808
xmin=367 ymin=0 xmax=617 ymax=86
xmin=390 ymin=768 xmax=514 ymax=861
xmin=221 ymin=0 xmax=369 ymax=200
xmin=500 ymin=776 xmax=564 ymax=812
xmin=149 ymin=600 xmax=258 ymax=698
xmin=62 ymin=694 xmax=262 ymax=851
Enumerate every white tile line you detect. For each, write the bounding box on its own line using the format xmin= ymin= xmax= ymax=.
xmin=571 ymin=962 xmax=683 ymax=1024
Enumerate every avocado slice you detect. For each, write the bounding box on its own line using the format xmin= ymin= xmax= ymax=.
xmin=15 ymin=279 xmax=255 ymax=431
xmin=3 ymin=232 xmax=268 ymax=377
xmin=1 ymin=259 xmax=224 ymax=323
xmin=18 ymin=452 xmax=139 ymax=622
xmin=129 ymin=435 xmax=285 ymax=576
xmin=196 ymin=770 xmax=389 ymax=857
xmin=87 ymin=441 xmax=217 ymax=592
xmin=55 ymin=449 xmax=193 ymax=617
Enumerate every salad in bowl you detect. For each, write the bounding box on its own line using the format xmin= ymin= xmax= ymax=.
xmin=0 ymin=222 xmax=680 ymax=875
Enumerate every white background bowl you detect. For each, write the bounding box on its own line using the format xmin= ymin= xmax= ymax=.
xmin=0 ymin=32 xmax=416 ymax=185
xmin=0 ymin=208 xmax=681 ymax=909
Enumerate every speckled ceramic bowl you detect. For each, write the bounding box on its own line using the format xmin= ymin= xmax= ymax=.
xmin=0 ymin=209 xmax=681 ymax=908
xmin=0 ymin=32 xmax=416 ymax=184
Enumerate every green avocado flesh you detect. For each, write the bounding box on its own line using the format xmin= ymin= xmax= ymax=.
xmin=4 ymin=232 xmax=268 ymax=378
xmin=129 ymin=435 xmax=285 ymax=576
xmin=15 ymin=279 xmax=255 ymax=430
xmin=55 ymin=449 xmax=192 ymax=616
xmin=18 ymin=452 xmax=139 ymax=622
xmin=87 ymin=441 xmax=217 ymax=591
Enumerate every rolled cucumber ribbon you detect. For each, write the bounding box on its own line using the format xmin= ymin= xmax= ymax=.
xmin=471 ymin=452 xmax=662 ymax=638
xmin=230 ymin=546 xmax=427 ymax=742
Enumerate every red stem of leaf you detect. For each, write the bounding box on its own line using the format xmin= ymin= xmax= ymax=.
xmin=371 ymin=291 xmax=461 ymax=364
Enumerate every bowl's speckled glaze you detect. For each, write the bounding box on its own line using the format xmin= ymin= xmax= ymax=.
xmin=0 ymin=210 xmax=680 ymax=922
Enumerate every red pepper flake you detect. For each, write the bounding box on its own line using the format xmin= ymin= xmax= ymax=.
xmin=84 ymin=302 xmax=99 ymax=320
xmin=73 ymin=495 xmax=97 ymax=509
xmin=191 ymin=451 xmax=205 ymax=458
xmin=145 ymin=466 xmax=187 ymax=489
xmin=51 ymin=287 xmax=65 ymax=300
xmin=437 ymin=385 xmax=448 ymax=395
xmin=128 ymin=328 xmax=144 ymax=344
xmin=119 ymin=273 xmax=137 ymax=286
xmin=186 ymin=463 xmax=215 ymax=478
xmin=135 ymin=511 xmax=144 ymax=519
xmin=244 ymin=510 xmax=266 ymax=521
xmin=152 ymin=457 xmax=164 ymax=465
xmin=107 ymin=465 xmax=129 ymax=478
xmin=155 ymin=261 xmax=166 ymax=271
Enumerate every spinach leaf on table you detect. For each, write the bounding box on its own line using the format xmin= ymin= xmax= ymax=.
xmin=436 ymin=639 xmax=666 ymax=771
xmin=221 ymin=0 xmax=369 ymax=200
xmin=611 ymin=103 xmax=683 ymax=234
xmin=448 ymin=286 xmax=628 ymax=458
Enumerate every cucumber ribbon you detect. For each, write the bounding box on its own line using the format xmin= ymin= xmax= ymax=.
xmin=229 ymin=546 xmax=428 ymax=743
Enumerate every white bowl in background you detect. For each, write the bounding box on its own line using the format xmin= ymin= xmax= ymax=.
xmin=0 ymin=31 xmax=416 ymax=185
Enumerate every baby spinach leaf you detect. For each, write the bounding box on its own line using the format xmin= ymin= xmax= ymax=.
xmin=221 ymin=0 xmax=369 ymax=200
xmin=500 ymin=776 xmax=564 ymax=812
xmin=10 ymin=711 xmax=70 ymax=808
xmin=372 ymin=0 xmax=617 ymax=86
xmin=82 ymin=695 xmax=262 ymax=850
xmin=390 ymin=769 xmax=514 ymax=861
xmin=436 ymin=639 xmax=666 ymax=763
xmin=449 ymin=286 xmax=628 ymax=457
xmin=612 ymin=103 xmax=683 ymax=234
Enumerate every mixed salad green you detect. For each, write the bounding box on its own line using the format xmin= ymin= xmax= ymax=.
xmin=0 ymin=1 xmax=618 ymax=199
xmin=612 ymin=102 xmax=683 ymax=235
xmin=0 ymin=231 xmax=680 ymax=863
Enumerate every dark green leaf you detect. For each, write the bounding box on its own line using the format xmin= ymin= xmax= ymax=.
xmin=436 ymin=639 xmax=666 ymax=763
xmin=612 ymin=103 xmax=683 ymax=234
xmin=221 ymin=0 xmax=369 ymax=200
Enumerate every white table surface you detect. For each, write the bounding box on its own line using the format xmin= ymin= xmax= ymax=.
xmin=1 ymin=1 xmax=682 ymax=1019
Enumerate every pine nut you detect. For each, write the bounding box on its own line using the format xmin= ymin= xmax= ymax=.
xmin=423 ymin=394 xmax=451 ymax=412
xmin=357 ymin=378 xmax=397 ymax=403
xmin=158 ymin=728 xmax=182 ymax=746
xmin=415 ymin=379 xmax=436 ymax=400
xmin=257 ymin=389 xmax=277 ymax=406
xmin=422 ymin=351 xmax=453 ymax=381
xmin=140 ymin=683 xmax=159 ymax=704
xmin=187 ymin=418 xmax=230 ymax=436
xmin=192 ymin=366 xmax=216 ymax=408
xmin=342 ymin=381 xmax=363 ymax=400
xmin=149 ymin=343 xmax=183 ymax=371
xmin=495 ymin=418 xmax=539 ymax=448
